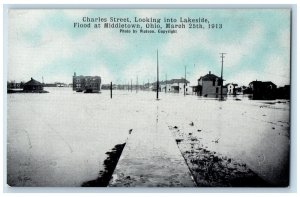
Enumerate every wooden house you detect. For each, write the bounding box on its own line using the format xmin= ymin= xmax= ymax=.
xmin=197 ymin=71 xmax=227 ymax=97
xmin=249 ymin=81 xmax=277 ymax=100
xmin=23 ymin=78 xmax=44 ymax=92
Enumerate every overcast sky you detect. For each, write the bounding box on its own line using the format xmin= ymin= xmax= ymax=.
xmin=8 ymin=9 xmax=291 ymax=86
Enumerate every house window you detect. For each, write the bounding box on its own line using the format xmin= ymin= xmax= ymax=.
xmin=213 ymin=80 xmax=215 ymax=86
xmin=216 ymin=87 xmax=219 ymax=93
xmin=218 ymin=79 xmax=221 ymax=86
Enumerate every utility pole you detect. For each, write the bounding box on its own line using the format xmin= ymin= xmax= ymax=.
xmin=131 ymin=79 xmax=132 ymax=92
xmin=165 ymin=73 xmax=167 ymax=93
xmin=156 ymin=49 xmax=159 ymax=100
xmin=220 ymin=53 xmax=226 ymax=100
xmin=184 ymin=65 xmax=187 ymax=96
xmin=148 ymin=79 xmax=149 ymax=91
xmin=136 ymin=75 xmax=138 ymax=93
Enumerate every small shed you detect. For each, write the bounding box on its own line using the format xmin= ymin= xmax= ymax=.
xmin=23 ymin=78 xmax=44 ymax=92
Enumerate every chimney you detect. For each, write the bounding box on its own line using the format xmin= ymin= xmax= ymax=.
xmin=209 ymin=71 xmax=211 ymax=74
xmin=74 ymin=72 xmax=76 ymax=77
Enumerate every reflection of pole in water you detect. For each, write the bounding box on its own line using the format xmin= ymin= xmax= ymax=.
xmin=156 ymin=49 xmax=159 ymax=100
xmin=156 ymin=104 xmax=159 ymax=123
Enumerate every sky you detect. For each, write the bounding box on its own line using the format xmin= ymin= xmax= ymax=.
xmin=8 ymin=9 xmax=291 ymax=86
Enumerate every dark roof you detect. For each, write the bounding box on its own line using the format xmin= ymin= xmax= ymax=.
xmin=225 ymin=83 xmax=238 ymax=87
xmin=249 ymin=81 xmax=276 ymax=86
xmin=164 ymin=78 xmax=190 ymax=84
xmin=199 ymin=73 xmax=221 ymax=81
xmin=24 ymin=78 xmax=43 ymax=86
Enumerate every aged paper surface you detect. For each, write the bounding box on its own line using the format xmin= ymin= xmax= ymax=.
xmin=7 ymin=9 xmax=290 ymax=187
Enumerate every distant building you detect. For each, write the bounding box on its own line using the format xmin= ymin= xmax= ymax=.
xmin=249 ymin=80 xmax=277 ymax=100
xmin=101 ymin=84 xmax=112 ymax=90
xmin=236 ymin=86 xmax=248 ymax=94
xmin=197 ymin=71 xmax=227 ymax=97
xmin=55 ymin=82 xmax=68 ymax=87
xmin=160 ymin=78 xmax=190 ymax=94
xmin=23 ymin=78 xmax=44 ymax=92
xmin=7 ymin=81 xmax=24 ymax=89
xmin=44 ymin=83 xmax=57 ymax=87
xmin=276 ymin=85 xmax=290 ymax=99
xmin=73 ymin=72 xmax=101 ymax=93
xmin=225 ymin=83 xmax=238 ymax=95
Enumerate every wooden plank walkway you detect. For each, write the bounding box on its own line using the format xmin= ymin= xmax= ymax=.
xmin=109 ymin=118 xmax=195 ymax=187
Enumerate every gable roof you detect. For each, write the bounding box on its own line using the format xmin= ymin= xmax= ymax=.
xmin=199 ymin=73 xmax=221 ymax=81
xmin=24 ymin=78 xmax=43 ymax=86
xmin=225 ymin=83 xmax=238 ymax=87
xmin=249 ymin=81 xmax=276 ymax=87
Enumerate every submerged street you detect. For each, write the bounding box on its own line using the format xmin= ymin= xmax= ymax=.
xmin=7 ymin=88 xmax=290 ymax=186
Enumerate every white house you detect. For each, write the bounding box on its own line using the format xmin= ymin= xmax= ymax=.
xmin=160 ymin=78 xmax=190 ymax=94
xmin=226 ymin=83 xmax=238 ymax=95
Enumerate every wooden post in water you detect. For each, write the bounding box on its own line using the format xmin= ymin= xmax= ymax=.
xmin=110 ymin=82 xmax=112 ymax=99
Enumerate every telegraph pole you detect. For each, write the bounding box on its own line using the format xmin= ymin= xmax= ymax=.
xmin=220 ymin=53 xmax=226 ymax=100
xmin=165 ymin=73 xmax=167 ymax=93
xmin=156 ymin=49 xmax=159 ymax=100
xmin=184 ymin=65 xmax=187 ymax=96
xmin=136 ymin=75 xmax=138 ymax=93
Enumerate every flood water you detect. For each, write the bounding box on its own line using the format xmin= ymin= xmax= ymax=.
xmin=7 ymin=87 xmax=290 ymax=186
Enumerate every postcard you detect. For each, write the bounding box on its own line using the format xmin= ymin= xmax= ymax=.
xmin=6 ymin=8 xmax=291 ymax=187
